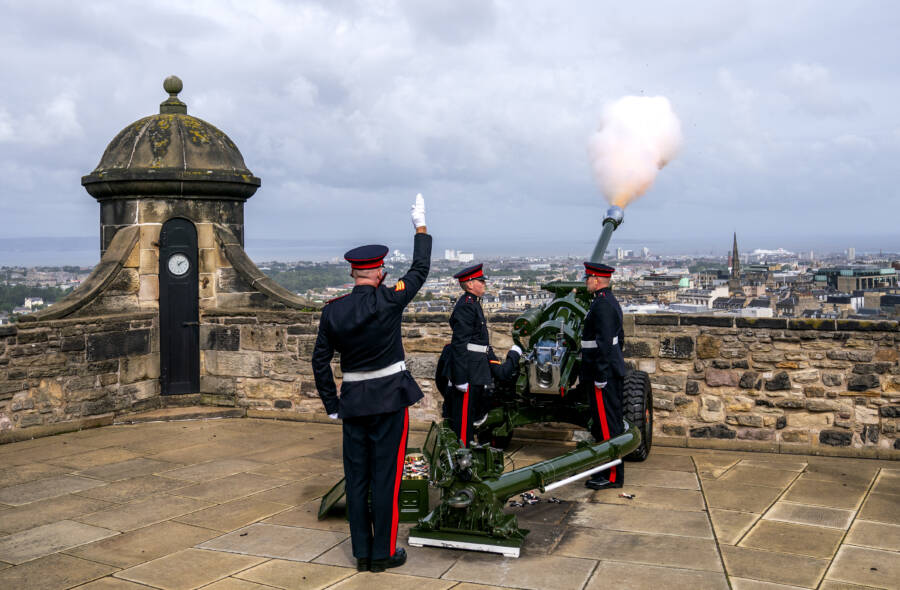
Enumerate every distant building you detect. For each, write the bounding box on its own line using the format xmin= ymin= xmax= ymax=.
xmin=676 ymin=286 xmax=728 ymax=308
xmin=641 ymin=247 xmax=650 ymax=259
xmin=848 ymin=247 xmax=856 ymax=261
xmin=23 ymin=297 xmax=45 ymax=309
xmin=444 ymin=249 xmax=457 ymax=261
xmin=457 ymin=252 xmax=474 ymax=263
xmin=814 ymin=266 xmax=898 ymax=291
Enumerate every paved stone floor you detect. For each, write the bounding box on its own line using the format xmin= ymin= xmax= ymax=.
xmin=0 ymin=418 xmax=897 ymax=590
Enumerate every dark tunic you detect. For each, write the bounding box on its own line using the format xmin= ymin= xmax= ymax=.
xmin=580 ymin=287 xmax=626 ymax=385
xmin=447 ymin=293 xmax=492 ymax=386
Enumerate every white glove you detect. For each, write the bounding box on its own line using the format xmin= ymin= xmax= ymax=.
xmin=594 ymin=381 xmax=607 ymax=389
xmin=510 ymin=345 xmax=522 ymax=356
xmin=455 ymin=383 xmax=469 ymax=392
xmin=328 ymin=413 xmax=339 ymax=420
xmin=411 ymin=193 xmax=426 ymax=228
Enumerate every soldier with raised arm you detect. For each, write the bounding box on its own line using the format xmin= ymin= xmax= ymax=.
xmin=311 ymin=195 xmax=431 ymax=572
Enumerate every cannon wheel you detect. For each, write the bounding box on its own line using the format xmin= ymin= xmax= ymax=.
xmin=623 ymin=370 xmax=653 ymax=461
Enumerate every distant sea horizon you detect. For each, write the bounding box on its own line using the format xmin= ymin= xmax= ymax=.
xmin=1 ymin=234 xmax=897 ymax=267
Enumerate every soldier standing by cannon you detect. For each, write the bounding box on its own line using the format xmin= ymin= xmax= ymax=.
xmin=580 ymin=261 xmax=627 ymax=490
xmin=311 ymin=195 xmax=430 ymax=572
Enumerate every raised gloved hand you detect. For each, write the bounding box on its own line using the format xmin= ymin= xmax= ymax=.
xmin=594 ymin=381 xmax=607 ymax=389
xmin=410 ymin=193 xmax=426 ymax=228
xmin=510 ymin=345 xmax=522 ymax=356
xmin=328 ymin=413 xmax=339 ymax=420
xmin=455 ymin=383 xmax=469 ymax=392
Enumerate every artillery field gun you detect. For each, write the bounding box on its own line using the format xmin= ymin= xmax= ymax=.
xmin=321 ymin=205 xmax=653 ymax=557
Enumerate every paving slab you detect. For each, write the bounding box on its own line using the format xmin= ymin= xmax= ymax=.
xmin=825 ymin=545 xmax=900 ymax=589
xmin=738 ymin=458 xmax=808 ymax=472
xmin=264 ymin=500 xmax=350 ymax=532
xmin=174 ymin=496 xmax=291 ymax=531
xmin=172 ymin=472 xmax=288 ymax=503
xmin=589 ymin=484 xmax=706 ymax=511
xmin=151 ymin=442 xmax=245 ymax=464
xmin=77 ymin=457 xmax=179 ymax=482
xmin=66 ymin=520 xmax=219 ymax=568
xmin=719 ymin=465 xmax=799 ymax=489
xmin=0 ymin=474 xmax=107 ymax=505
xmin=46 ymin=447 xmax=141 ymax=470
xmin=73 ymin=577 xmax=157 ymax=589
xmin=586 ymin=560 xmax=729 ymax=590
xmin=162 ymin=458 xmax=267 ymax=482
xmin=625 ymin=468 xmax=701 ymax=490
xmin=763 ymin=502 xmax=854 ymax=529
xmin=198 ymin=523 xmax=346 ymax=561
xmin=800 ymin=462 xmax=879 ymax=487
xmin=115 ymin=547 xmax=265 ymax=590
xmin=506 ymin=498 xmax=573 ymax=525
xmin=239 ymin=442 xmax=333 ymax=464
xmin=783 ymin=477 xmax=869 ymax=510
xmin=0 ymin=519 xmax=118 ymax=564
xmin=627 ymin=453 xmax=696 ymax=472
xmin=729 ymin=578 xmax=809 ymax=589
xmin=75 ymin=474 xmax=189 ymax=503
xmin=818 ymin=581 xmax=879 ymax=590
xmin=855 ymin=492 xmax=900 ymax=525
xmin=568 ymin=503 xmax=713 ymax=538
xmin=694 ymin=457 xmax=740 ymax=480
xmin=328 ymin=571 xmax=455 ymax=590
xmin=75 ymin=494 xmax=213 ymax=531
xmin=701 ymin=481 xmax=783 ymax=512
xmin=0 ymin=553 xmax=117 ymax=590
xmin=248 ymin=479 xmax=334 ymax=505
xmin=0 ymin=441 xmax=99 ymax=466
xmin=318 ymin=535 xmax=461 ymax=579
xmin=872 ymin=469 xmax=900 ymax=496
xmin=235 ymin=558 xmax=354 ymax=589
xmin=200 ymin=578 xmax=275 ymax=590
xmin=556 ymin=527 xmax=723 ymax=572
xmin=719 ymin=545 xmax=829 ymax=588
xmin=249 ymin=456 xmax=342 ymax=481
xmin=845 ymin=519 xmax=900 ymax=552
xmin=0 ymin=462 xmax=72 ymax=487
xmin=443 ymin=552 xmax=597 ymax=590
xmin=708 ymin=509 xmax=759 ymax=545
xmin=740 ymin=520 xmax=844 ymax=559
xmin=0 ymin=493 xmax=113 ymax=534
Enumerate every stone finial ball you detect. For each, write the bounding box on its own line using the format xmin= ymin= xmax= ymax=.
xmin=164 ymin=75 xmax=183 ymax=95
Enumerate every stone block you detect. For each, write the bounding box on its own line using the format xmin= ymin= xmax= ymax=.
xmin=205 ymin=350 xmax=261 ymax=377
xmin=16 ymin=329 xmax=49 ymax=345
xmin=651 ymin=374 xmax=685 ymax=391
xmin=827 ymin=349 xmax=874 ymax=362
xmin=781 ymin=429 xmax=809 ymax=443
xmin=731 ymin=359 xmax=749 ymax=369
xmin=638 ymin=359 xmax=656 ymax=373
xmin=804 ymin=385 xmax=825 ymax=397
xmin=819 ymin=429 xmax=852 ymax=446
xmin=699 ymin=395 xmax=725 ymax=422
xmin=736 ymin=317 xmax=787 ymax=329
xmin=661 ymin=423 xmax=686 ymax=436
xmin=240 ymin=379 xmax=289 ymax=400
xmin=201 ymin=325 xmax=240 ymax=351
xmin=852 ymin=362 xmax=894 ymax=374
xmin=690 ymin=424 xmax=736 ymax=439
xmin=199 ymin=273 xmax=215 ymax=299
xmin=883 ymin=376 xmax=900 ymax=393
xmin=241 ymin=326 xmax=285 ymax=352
xmin=822 ymin=373 xmax=842 ymax=386
xmin=139 ymin=248 xmax=159 ymax=274
xmin=200 ymin=375 xmax=237 ymax=395
xmin=685 ymin=380 xmax=700 ymax=395
xmin=86 ymin=329 xmax=150 ymax=361
xmin=874 ymin=348 xmax=898 ymax=362
xmin=739 ymin=370 xmax=759 ymax=389
xmin=788 ymin=318 xmax=836 ymax=331
xmin=654 ymin=397 xmax=675 ymax=411
xmin=787 ymin=412 xmax=831 ymax=428
xmin=405 ymin=354 xmax=437 ymax=380
xmin=775 ymin=397 xmax=806 ymax=409
xmin=726 ymin=396 xmax=753 ymax=412
xmin=706 ymin=368 xmax=738 ymax=387
xmin=681 ymin=316 xmax=734 ymax=327
xmin=196 ymin=222 xmax=215 ymax=249
xmin=138 ymin=274 xmax=158 ymax=301
xmin=82 ymin=398 xmax=116 ymax=416
xmin=121 ymin=354 xmax=160 ymax=384
xmin=199 ymin=247 xmax=219 ymax=274
xmin=60 ymin=336 xmax=85 ymax=351
xmin=623 ymin=339 xmax=653 ymax=358
xmin=847 ymin=374 xmax=879 ymax=391
xmin=635 ymin=314 xmax=679 ymax=326
xmin=880 ymin=405 xmax=900 ymax=418
xmin=765 ymin=371 xmax=791 ymax=391
xmin=711 ymin=359 xmax=731 ymax=369
xmin=217 ymin=267 xmax=253 ymax=293
xmin=659 ymin=335 xmax=694 ymax=359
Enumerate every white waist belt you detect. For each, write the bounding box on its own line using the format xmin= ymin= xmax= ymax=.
xmin=467 ymin=343 xmax=488 ymax=353
xmin=581 ymin=340 xmax=598 ymax=349
xmin=342 ymin=361 xmax=407 ymax=382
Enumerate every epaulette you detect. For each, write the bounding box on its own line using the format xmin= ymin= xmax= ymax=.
xmin=464 ymin=295 xmax=475 ymax=303
xmin=325 ymin=293 xmax=351 ymax=305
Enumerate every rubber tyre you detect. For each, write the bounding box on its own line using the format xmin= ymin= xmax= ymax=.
xmin=623 ymin=369 xmax=653 ymax=461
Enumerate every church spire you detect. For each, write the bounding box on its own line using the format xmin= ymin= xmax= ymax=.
xmin=731 ymin=232 xmax=741 ymax=279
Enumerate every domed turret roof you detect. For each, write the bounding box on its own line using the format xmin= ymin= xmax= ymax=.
xmin=82 ymin=76 xmax=260 ymax=201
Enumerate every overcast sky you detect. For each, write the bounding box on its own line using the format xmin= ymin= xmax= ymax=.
xmin=1 ymin=0 xmax=898 ymax=261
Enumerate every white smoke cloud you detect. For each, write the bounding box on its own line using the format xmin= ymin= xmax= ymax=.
xmin=588 ymin=95 xmax=683 ymax=207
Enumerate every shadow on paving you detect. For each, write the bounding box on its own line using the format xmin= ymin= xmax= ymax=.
xmin=0 ymin=418 xmax=897 ymax=590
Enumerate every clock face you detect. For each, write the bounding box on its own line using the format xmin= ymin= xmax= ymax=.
xmin=167 ymin=253 xmax=190 ymax=276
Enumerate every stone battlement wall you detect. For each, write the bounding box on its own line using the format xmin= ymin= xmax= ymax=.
xmin=1 ymin=310 xmax=898 ymax=458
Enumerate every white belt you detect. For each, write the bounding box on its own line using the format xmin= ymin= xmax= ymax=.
xmin=581 ymin=340 xmax=597 ymax=349
xmin=342 ymin=361 xmax=406 ymax=382
xmin=467 ymin=343 xmax=488 ymax=353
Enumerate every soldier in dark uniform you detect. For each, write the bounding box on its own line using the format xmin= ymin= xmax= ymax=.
xmin=445 ymin=264 xmax=521 ymax=445
xmin=580 ymin=261 xmax=627 ymax=490
xmin=312 ymin=195 xmax=430 ymax=572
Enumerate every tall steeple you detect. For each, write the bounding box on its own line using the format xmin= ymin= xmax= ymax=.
xmin=731 ymin=232 xmax=741 ymax=279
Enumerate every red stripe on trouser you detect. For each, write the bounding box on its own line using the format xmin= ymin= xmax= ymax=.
xmin=389 ymin=408 xmax=409 ymax=556
xmin=460 ymin=386 xmax=469 ymax=446
xmin=593 ymin=384 xmax=617 ymax=482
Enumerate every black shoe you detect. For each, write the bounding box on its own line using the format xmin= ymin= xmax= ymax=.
xmin=356 ymin=558 xmax=370 ymax=572
xmin=370 ymin=547 xmax=407 ymax=572
xmin=585 ymin=476 xmax=624 ymax=490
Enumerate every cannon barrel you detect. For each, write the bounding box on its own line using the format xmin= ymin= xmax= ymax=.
xmin=589 ymin=205 xmax=625 ymax=262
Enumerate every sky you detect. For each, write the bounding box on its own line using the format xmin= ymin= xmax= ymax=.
xmin=1 ymin=0 xmax=898 ymax=262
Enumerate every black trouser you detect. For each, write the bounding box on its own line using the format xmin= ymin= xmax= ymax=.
xmin=447 ymin=384 xmax=485 ymax=447
xmin=342 ymin=407 xmax=409 ymax=561
xmin=589 ymin=377 xmax=625 ymax=483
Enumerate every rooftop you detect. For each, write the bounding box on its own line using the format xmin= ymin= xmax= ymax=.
xmin=0 ymin=416 xmax=897 ymax=589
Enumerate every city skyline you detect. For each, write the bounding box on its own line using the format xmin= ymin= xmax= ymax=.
xmin=1 ymin=2 xmax=899 ymax=253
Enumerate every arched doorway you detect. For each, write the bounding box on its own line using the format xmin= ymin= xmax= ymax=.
xmin=159 ymin=217 xmax=199 ymax=395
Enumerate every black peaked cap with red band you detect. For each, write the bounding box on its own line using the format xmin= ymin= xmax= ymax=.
xmin=453 ymin=263 xmax=485 ymax=282
xmin=344 ymin=244 xmax=389 ymax=269
xmin=583 ymin=262 xmax=615 ymax=277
